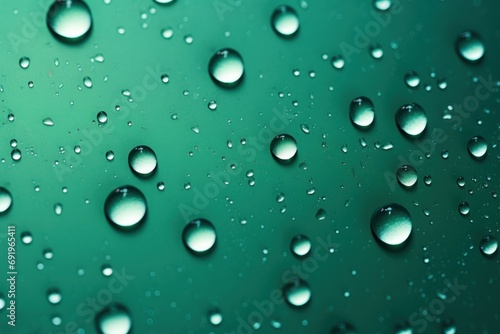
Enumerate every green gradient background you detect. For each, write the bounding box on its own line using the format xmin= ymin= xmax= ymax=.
xmin=0 ymin=0 xmax=499 ymax=333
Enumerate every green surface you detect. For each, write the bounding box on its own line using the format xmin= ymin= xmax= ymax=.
xmin=0 ymin=0 xmax=499 ymax=333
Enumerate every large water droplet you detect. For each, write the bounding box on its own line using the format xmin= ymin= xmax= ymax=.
xmin=104 ymin=186 xmax=147 ymax=229
xmin=283 ymin=279 xmax=311 ymax=307
xmin=395 ymin=103 xmax=427 ymax=136
xmin=270 ymin=134 xmax=298 ymax=163
xmin=0 ymin=187 xmax=13 ymax=213
xmin=19 ymin=57 xmax=30 ymax=69
xmin=208 ymin=309 xmax=223 ymax=326
xmin=479 ymin=236 xmax=498 ymax=256
xmin=467 ymin=136 xmax=487 ymax=159
xmin=396 ymin=165 xmax=418 ymax=188
xmin=350 ymin=97 xmax=375 ymax=128
xmin=458 ymin=201 xmax=470 ymax=216
xmin=47 ymin=0 xmax=93 ymax=43
xmin=371 ymin=203 xmax=412 ymax=246
xmin=290 ymin=235 xmax=311 ymax=257
xmin=373 ymin=0 xmax=392 ymax=11
xmin=47 ymin=288 xmax=62 ymax=304
xmin=208 ymin=48 xmax=244 ymax=87
xmin=182 ymin=218 xmax=217 ymax=254
xmin=271 ymin=5 xmax=299 ymax=37
xmin=456 ymin=31 xmax=485 ymax=62
xmin=96 ymin=304 xmax=132 ymax=334
xmin=404 ymin=71 xmax=420 ymax=88
xmin=128 ymin=145 xmax=158 ymax=177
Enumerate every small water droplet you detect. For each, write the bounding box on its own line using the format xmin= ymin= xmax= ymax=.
xmin=369 ymin=43 xmax=383 ymax=59
xmin=83 ymin=76 xmax=93 ymax=88
xmin=395 ymin=103 xmax=427 ymax=136
xmin=95 ymin=303 xmax=132 ymax=334
xmin=21 ymin=231 xmax=33 ymax=244
xmin=128 ymin=145 xmax=158 ymax=177
xmin=271 ymin=5 xmax=300 ymax=37
xmin=373 ymin=0 xmax=392 ymax=11
xmin=208 ymin=100 xmax=217 ymax=110
xmin=11 ymin=149 xmax=22 ymax=161
xmin=104 ymin=185 xmax=147 ymax=229
xmin=47 ymin=288 xmax=62 ymax=304
xmin=290 ymin=235 xmax=311 ymax=257
xmin=396 ymin=165 xmax=417 ymax=188
xmin=458 ymin=201 xmax=470 ymax=216
xmin=101 ymin=264 xmax=113 ymax=276
xmin=350 ymin=97 xmax=375 ymax=128
xmin=208 ymin=309 xmax=223 ymax=326
xmin=97 ymin=111 xmax=108 ymax=124
xmin=283 ymin=279 xmax=311 ymax=307
xmin=467 ymin=136 xmax=487 ymax=159
xmin=43 ymin=117 xmax=54 ymax=126
xmin=371 ymin=203 xmax=412 ymax=246
xmin=105 ymin=150 xmax=115 ymax=161
xmin=182 ymin=218 xmax=217 ymax=254
xmin=54 ymin=203 xmax=63 ymax=215
xmin=456 ymin=31 xmax=485 ymax=62
xmin=0 ymin=187 xmax=13 ymax=213
xmin=270 ymin=134 xmax=298 ymax=163
xmin=404 ymin=71 xmax=420 ymax=88
xmin=19 ymin=57 xmax=30 ymax=69
xmin=47 ymin=0 xmax=93 ymax=43
xmin=479 ymin=236 xmax=498 ymax=256
xmin=331 ymin=55 xmax=345 ymax=69
xmin=208 ymin=48 xmax=244 ymax=87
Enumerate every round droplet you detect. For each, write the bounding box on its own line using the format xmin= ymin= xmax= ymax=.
xmin=270 ymin=134 xmax=298 ymax=163
xmin=47 ymin=289 xmax=62 ymax=304
xmin=290 ymin=235 xmax=311 ymax=257
xmin=396 ymin=165 xmax=418 ymax=188
xmin=97 ymin=111 xmax=108 ymax=124
xmin=467 ymin=136 xmax=487 ymax=159
xmin=182 ymin=218 xmax=217 ymax=254
xmin=0 ymin=187 xmax=13 ymax=213
xmin=104 ymin=186 xmax=147 ymax=228
xmin=350 ymin=97 xmax=375 ymax=128
xmin=128 ymin=145 xmax=158 ymax=177
xmin=371 ymin=203 xmax=412 ymax=246
xmin=283 ymin=279 xmax=311 ymax=307
xmin=456 ymin=31 xmax=485 ymax=62
xmin=404 ymin=71 xmax=420 ymax=88
xmin=331 ymin=55 xmax=345 ymax=69
xmin=96 ymin=304 xmax=132 ymax=334
xmin=47 ymin=0 xmax=93 ymax=43
xmin=373 ymin=0 xmax=391 ymax=10
xmin=395 ymin=103 xmax=427 ymax=136
xmin=11 ymin=149 xmax=22 ymax=161
xmin=83 ymin=76 xmax=93 ymax=88
xmin=19 ymin=57 xmax=30 ymax=69
xmin=43 ymin=248 xmax=54 ymax=260
xmin=106 ymin=150 xmax=115 ymax=161
xmin=271 ymin=5 xmax=299 ymax=37
xmin=479 ymin=236 xmax=498 ymax=256
xmin=458 ymin=201 xmax=470 ymax=216
xmin=369 ymin=44 xmax=383 ymax=59
xmin=208 ymin=48 xmax=244 ymax=87
xmin=21 ymin=232 xmax=33 ymax=244
xmin=102 ymin=264 xmax=113 ymax=276
xmin=54 ymin=203 xmax=63 ymax=215
xmin=208 ymin=309 xmax=223 ymax=326
xmin=208 ymin=100 xmax=217 ymax=110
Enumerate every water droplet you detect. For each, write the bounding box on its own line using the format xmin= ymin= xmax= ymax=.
xmin=43 ymin=117 xmax=54 ymax=126
xmin=102 ymin=264 xmax=113 ymax=276
xmin=270 ymin=134 xmax=298 ymax=163
xmin=404 ymin=71 xmax=420 ymax=88
xmin=208 ymin=309 xmax=223 ymax=326
xmin=47 ymin=289 xmax=62 ymax=304
xmin=479 ymin=236 xmax=498 ymax=256
xmin=0 ymin=187 xmax=13 ymax=213
xmin=315 ymin=208 xmax=326 ymax=220
xmin=182 ymin=218 xmax=217 ymax=254
xmin=43 ymin=248 xmax=54 ymax=260
xmin=395 ymin=103 xmax=427 ymax=136
xmin=83 ymin=76 xmax=93 ymax=88
xmin=106 ymin=150 xmax=115 ymax=161
xmin=208 ymin=100 xmax=217 ymax=110
xmin=97 ymin=111 xmax=108 ymax=124
xmin=21 ymin=232 xmax=33 ymax=244
xmin=161 ymin=28 xmax=173 ymax=39
xmin=11 ymin=149 xmax=22 ymax=161
xmin=96 ymin=304 xmax=132 ymax=334
xmin=271 ymin=5 xmax=299 ymax=37
xmin=208 ymin=48 xmax=244 ymax=87
xmin=290 ymin=235 xmax=311 ymax=257
xmin=369 ymin=43 xmax=383 ymax=59
xmin=47 ymin=0 xmax=93 ymax=43
xmin=157 ymin=182 xmax=165 ymax=191
xmin=456 ymin=31 xmax=485 ymax=62
xmin=456 ymin=177 xmax=465 ymax=188
xmin=283 ymin=279 xmax=311 ymax=307
xmin=19 ymin=57 xmax=30 ymax=69
xmin=54 ymin=203 xmax=63 ymax=215
xmin=467 ymin=136 xmax=487 ymax=159
xmin=437 ymin=78 xmax=447 ymax=90
xmin=128 ymin=145 xmax=158 ymax=177
xmin=350 ymin=97 xmax=375 ymax=128
xmin=104 ymin=186 xmax=147 ymax=229
xmin=373 ymin=0 xmax=392 ymax=11
xmin=371 ymin=203 xmax=412 ymax=246
xmin=154 ymin=0 xmax=175 ymax=3
xmin=331 ymin=55 xmax=345 ymax=69
xmin=458 ymin=201 xmax=470 ymax=216
xmin=396 ymin=165 xmax=417 ymax=188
